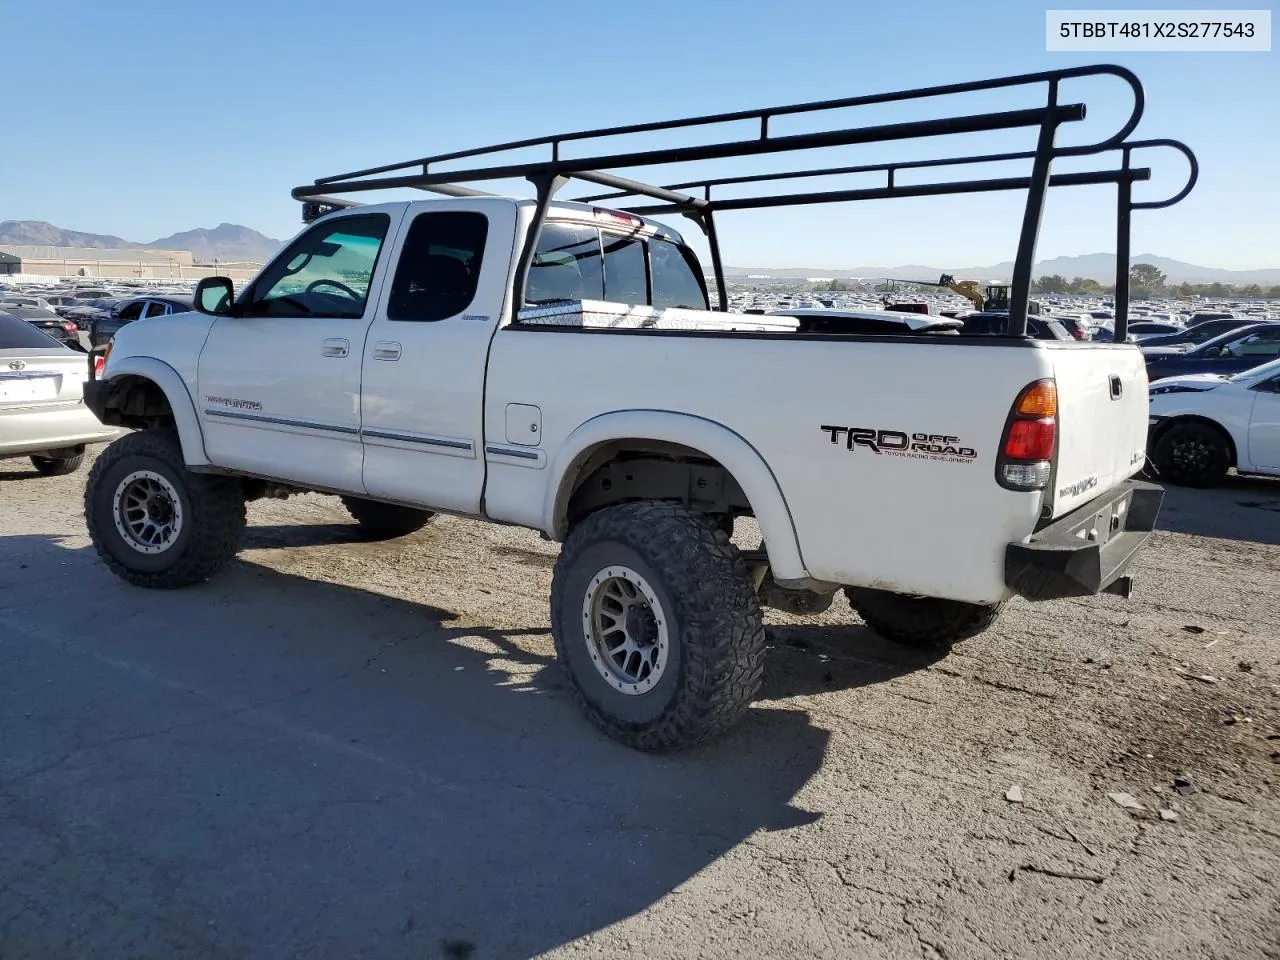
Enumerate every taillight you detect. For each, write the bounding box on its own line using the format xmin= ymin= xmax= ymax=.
xmin=997 ymin=379 xmax=1057 ymax=491
xmin=63 ymin=321 xmax=78 ymax=333
xmin=93 ymin=355 xmax=106 ymax=376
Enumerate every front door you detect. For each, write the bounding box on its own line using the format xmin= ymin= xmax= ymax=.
xmin=1247 ymin=374 xmax=1280 ymax=470
xmin=359 ymin=200 xmax=515 ymax=514
xmin=197 ymin=210 xmax=400 ymax=493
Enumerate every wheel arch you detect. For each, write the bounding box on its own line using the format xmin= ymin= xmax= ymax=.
xmin=99 ymin=357 xmax=210 ymax=466
xmin=1151 ymin=414 xmax=1238 ymax=467
xmin=545 ymin=410 xmax=807 ymax=581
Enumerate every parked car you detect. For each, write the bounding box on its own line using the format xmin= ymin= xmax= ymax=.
xmin=1126 ymin=321 xmax=1183 ymax=339
xmin=0 ymin=306 xmax=84 ymax=348
xmin=89 ymin=296 xmax=194 ymax=347
xmin=1138 ymin=317 xmax=1264 ymax=350
xmin=1186 ymin=311 xmax=1234 ymax=326
xmin=1144 ymin=322 xmax=1280 ymax=381
xmin=957 ymin=312 xmax=1073 ymax=340
xmin=1052 ymin=316 xmax=1092 ymax=341
xmin=0 ymin=312 xmax=123 ymax=475
xmin=1147 ymin=358 xmax=1280 ymax=486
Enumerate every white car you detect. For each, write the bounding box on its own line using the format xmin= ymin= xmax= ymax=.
xmin=0 ymin=312 xmax=123 ymax=475
xmin=1147 ymin=358 xmax=1280 ymax=486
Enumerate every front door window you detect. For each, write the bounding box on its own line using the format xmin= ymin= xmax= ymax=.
xmin=245 ymin=214 xmax=391 ymax=319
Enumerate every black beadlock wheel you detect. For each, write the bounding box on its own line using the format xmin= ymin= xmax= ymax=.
xmin=846 ymin=587 xmax=1005 ymax=650
xmin=84 ymin=430 xmax=246 ymax=588
xmin=339 ymin=496 xmax=435 ymax=539
xmin=550 ymin=501 xmax=765 ymax=752
xmin=1151 ymin=421 xmax=1231 ymax=488
xmin=30 ymin=452 xmax=84 ymax=476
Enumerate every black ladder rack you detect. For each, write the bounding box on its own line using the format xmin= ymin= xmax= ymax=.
xmin=291 ymin=64 xmax=1197 ymax=341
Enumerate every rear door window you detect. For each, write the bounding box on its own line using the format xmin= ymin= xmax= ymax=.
xmin=601 ymin=232 xmax=647 ymax=305
xmin=387 ymin=211 xmax=489 ymax=322
xmin=649 ymin=238 xmax=708 ymax=309
xmin=526 ymin=223 xmax=603 ymax=303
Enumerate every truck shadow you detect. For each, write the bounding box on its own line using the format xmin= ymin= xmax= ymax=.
xmin=1156 ymin=474 xmax=1280 ymax=545
xmin=1 ymin=534 xmax=850 ymax=960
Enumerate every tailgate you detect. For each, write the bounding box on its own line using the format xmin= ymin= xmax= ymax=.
xmin=1047 ymin=343 xmax=1149 ymax=518
xmin=0 ymin=349 xmax=87 ymax=409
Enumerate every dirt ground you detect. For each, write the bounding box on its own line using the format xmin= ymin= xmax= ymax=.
xmin=2 ymin=450 xmax=1278 ymax=960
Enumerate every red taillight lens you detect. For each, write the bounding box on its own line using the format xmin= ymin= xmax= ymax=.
xmin=93 ymin=356 xmax=105 ymax=375
xmin=998 ymin=379 xmax=1058 ymax=491
xmin=1003 ymin=418 xmax=1056 ymax=461
xmin=63 ymin=321 xmax=77 ymax=332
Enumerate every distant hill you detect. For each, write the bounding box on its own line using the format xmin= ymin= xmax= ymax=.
xmin=0 ymin=220 xmax=282 ymax=264
xmin=727 ymin=254 xmax=1280 ymax=286
xmin=149 ymin=224 xmax=282 ymax=263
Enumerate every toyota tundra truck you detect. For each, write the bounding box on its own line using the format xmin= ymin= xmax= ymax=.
xmin=81 ymin=65 xmax=1196 ymax=750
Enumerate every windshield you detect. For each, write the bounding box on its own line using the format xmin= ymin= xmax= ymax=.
xmin=1228 ymin=357 xmax=1280 ymax=383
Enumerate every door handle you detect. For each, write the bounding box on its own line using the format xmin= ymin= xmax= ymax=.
xmin=322 ymin=338 xmax=350 ymax=358
xmin=372 ymin=341 xmax=402 ymax=361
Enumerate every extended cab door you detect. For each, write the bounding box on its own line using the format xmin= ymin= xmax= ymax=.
xmin=359 ymin=200 xmax=516 ymax=514
xmin=197 ymin=210 xmax=399 ymax=492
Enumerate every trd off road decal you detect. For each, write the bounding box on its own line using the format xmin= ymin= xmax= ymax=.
xmin=820 ymin=425 xmax=978 ymax=464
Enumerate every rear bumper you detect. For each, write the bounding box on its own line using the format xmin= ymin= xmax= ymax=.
xmin=0 ymin=403 xmax=123 ymax=458
xmin=1005 ymin=479 xmax=1163 ymax=601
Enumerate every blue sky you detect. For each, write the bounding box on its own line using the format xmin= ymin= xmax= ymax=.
xmin=2 ymin=0 xmax=1275 ymax=269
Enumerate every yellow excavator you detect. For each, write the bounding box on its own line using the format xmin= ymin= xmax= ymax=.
xmin=884 ymin=275 xmax=1031 ymax=314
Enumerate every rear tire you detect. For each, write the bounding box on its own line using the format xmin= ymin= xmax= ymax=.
xmin=846 ymin=587 xmax=1004 ymax=650
xmin=85 ymin=430 xmax=246 ymax=588
xmin=340 ymin=496 xmax=435 ymax=539
xmin=551 ymin=501 xmax=765 ymax=751
xmin=31 ymin=452 xmax=84 ymax=476
xmin=1151 ymin=421 xmax=1231 ymax=488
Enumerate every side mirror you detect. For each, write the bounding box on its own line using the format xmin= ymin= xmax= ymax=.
xmin=194 ymin=276 xmax=235 ymax=316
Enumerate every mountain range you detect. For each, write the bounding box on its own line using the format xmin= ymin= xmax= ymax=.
xmin=0 ymin=220 xmax=283 ymax=263
xmin=2 ymin=219 xmax=1275 ymax=285
xmin=727 ymin=253 xmax=1280 ymax=286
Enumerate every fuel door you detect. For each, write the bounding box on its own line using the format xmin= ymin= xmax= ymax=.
xmin=505 ymin=403 xmax=542 ymax=447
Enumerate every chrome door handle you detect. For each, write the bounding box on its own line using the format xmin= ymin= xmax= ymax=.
xmin=322 ymin=338 xmax=350 ymax=358
xmin=372 ymin=341 xmax=402 ymax=361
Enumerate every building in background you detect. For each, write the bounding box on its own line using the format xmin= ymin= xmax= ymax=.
xmin=0 ymin=245 xmax=262 ymax=281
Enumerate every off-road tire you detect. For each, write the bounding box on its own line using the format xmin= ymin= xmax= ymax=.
xmin=31 ymin=452 xmax=84 ymax=476
xmin=551 ymin=501 xmax=765 ymax=751
xmin=85 ymin=430 xmax=246 ymax=588
xmin=846 ymin=587 xmax=1005 ymax=650
xmin=1151 ymin=421 xmax=1231 ymax=488
xmin=339 ymin=496 xmax=435 ymax=539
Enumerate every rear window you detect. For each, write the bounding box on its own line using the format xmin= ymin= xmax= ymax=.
xmin=650 ymin=238 xmax=708 ymax=309
xmin=0 ymin=311 xmax=60 ymax=349
xmin=526 ymin=222 xmax=707 ymax=311
xmin=527 ymin=223 xmax=604 ymax=303
xmin=602 ymin=233 xmax=647 ymax=304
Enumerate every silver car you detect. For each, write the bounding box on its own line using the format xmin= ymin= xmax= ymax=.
xmin=1 ymin=312 xmax=124 ymax=476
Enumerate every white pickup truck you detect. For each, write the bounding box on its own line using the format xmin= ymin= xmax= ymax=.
xmin=82 ymin=67 xmax=1193 ymax=750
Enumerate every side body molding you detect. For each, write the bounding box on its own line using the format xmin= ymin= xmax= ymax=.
xmin=545 ymin=410 xmax=808 ymax=581
xmin=103 ymin=356 xmax=210 ymax=467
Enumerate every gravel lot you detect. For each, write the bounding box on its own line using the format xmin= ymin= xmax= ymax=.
xmin=2 ymin=449 xmax=1278 ymax=960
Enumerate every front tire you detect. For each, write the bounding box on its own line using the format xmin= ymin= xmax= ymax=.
xmin=339 ymin=496 xmax=435 ymax=539
xmin=846 ymin=587 xmax=1004 ymax=650
xmin=85 ymin=430 xmax=246 ymax=588
xmin=551 ymin=502 xmax=765 ymax=751
xmin=31 ymin=451 xmax=84 ymax=476
xmin=1151 ymin=421 xmax=1231 ymax=488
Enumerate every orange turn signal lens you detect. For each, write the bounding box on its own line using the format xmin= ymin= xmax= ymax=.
xmin=1016 ymin=380 xmax=1058 ymax=418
